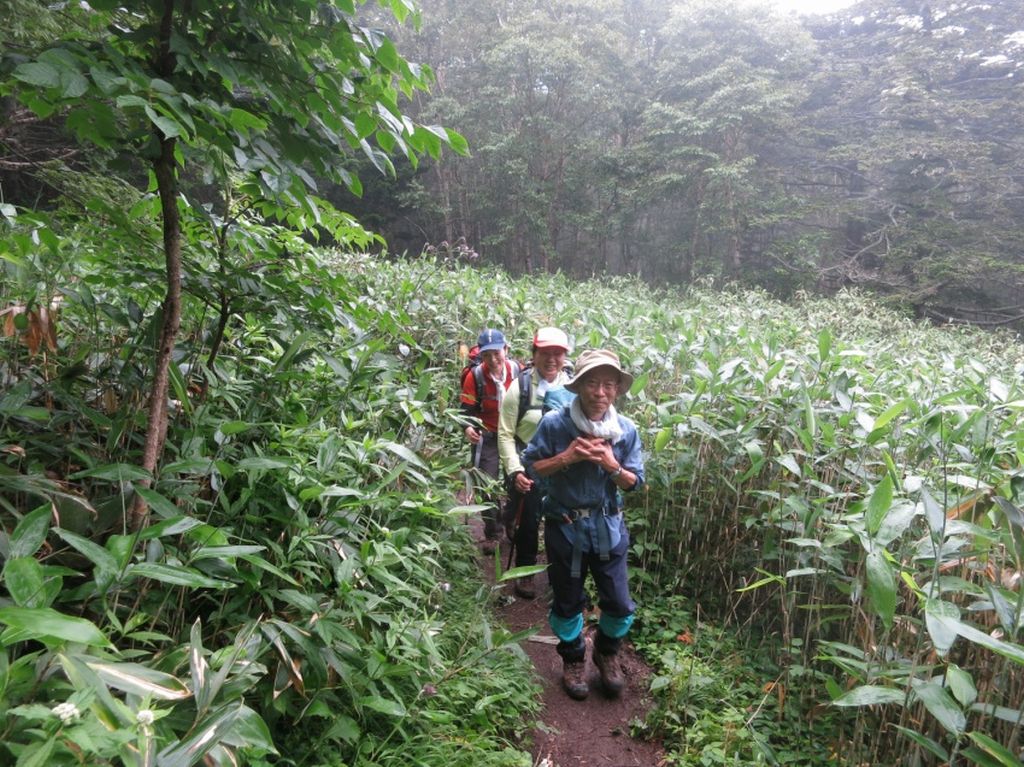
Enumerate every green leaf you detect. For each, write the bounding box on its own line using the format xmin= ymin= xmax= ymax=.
xmin=925 ymin=599 xmax=960 ymax=657
xmin=218 ymin=420 xmax=252 ymax=436
xmin=2 ymin=557 xmax=47 ymax=607
xmin=160 ymin=458 xmax=215 ymax=475
xmin=228 ymin=108 xmax=267 ymax=134
xmin=654 ymin=427 xmax=672 ymax=452
xmin=803 ymin=390 xmax=816 ymax=443
xmin=967 ymin=731 xmax=1024 ymax=766
xmin=145 ymin=104 xmax=182 ymax=138
xmin=873 ymin=398 xmax=911 ymax=430
xmin=498 ymin=564 xmax=547 ymax=582
xmin=912 ymin=679 xmax=966 ymax=735
xmin=220 ymin=705 xmax=277 ymax=752
xmin=8 ymin=504 xmax=52 ymax=558
xmin=994 ymin=497 xmax=1024 ymax=531
xmin=865 ymin=548 xmax=896 ymax=630
xmin=191 ymin=545 xmax=266 ymax=560
xmin=0 ymin=606 xmax=110 ymax=647
xmin=629 ymin=372 xmax=649 ymax=396
xmin=14 ymin=61 xmax=61 ymax=88
xmin=380 ymin=441 xmax=426 ymax=469
xmin=444 ymin=501 xmax=487 ymax=514
xmin=776 ymin=454 xmax=801 ymax=478
xmin=921 ymin=486 xmax=946 ymax=539
xmin=127 ymin=563 xmax=233 ymax=590
xmin=866 ymin=475 xmax=893 ymax=536
xmin=16 ymin=736 xmax=57 ymax=767
xmin=358 ymin=695 xmax=406 ymax=717
xmin=932 ymin=614 xmax=1024 ymax=666
xmin=817 ymin=328 xmax=831 ymax=362
xmin=79 ymin=657 xmax=191 ymax=700
xmin=54 ymin=528 xmax=119 ymax=576
xmin=7 ymin=405 xmax=49 ymax=420
xmin=893 ymin=725 xmax=949 ymax=761
xmin=985 ymin=583 xmax=1018 ymax=637
xmin=70 ymin=463 xmax=152 ymax=481
xmin=90 ymin=65 xmax=122 ymax=95
xmin=961 ymin=746 xmax=1007 ymax=766
xmin=157 ymin=702 xmax=244 ymax=767
xmin=133 ymin=486 xmax=182 ymax=519
xmin=374 ymin=38 xmax=401 ymax=73
xmin=190 ymin=619 xmax=210 ymax=713
xmin=832 ymin=684 xmax=905 ymax=707
xmin=60 ymin=69 xmax=89 ymax=99
xmin=968 ymin=702 xmax=1024 ymax=725
xmin=234 ymin=457 xmax=292 ymax=471
xmin=239 ymin=555 xmax=301 ymax=586
xmin=945 ymin=664 xmax=977 ymax=707
xmin=138 ymin=515 xmax=204 ymax=540
xmin=444 ymin=127 xmax=469 ymax=155
xmin=326 ymin=713 xmax=361 ymax=743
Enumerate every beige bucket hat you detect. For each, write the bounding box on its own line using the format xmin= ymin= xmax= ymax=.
xmin=565 ymin=349 xmax=634 ymax=394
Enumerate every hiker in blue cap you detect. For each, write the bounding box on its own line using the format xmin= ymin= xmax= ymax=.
xmin=522 ymin=349 xmax=644 ymax=701
xmin=460 ymin=328 xmax=520 ymax=554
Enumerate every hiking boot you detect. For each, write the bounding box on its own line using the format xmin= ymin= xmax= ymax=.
xmin=481 ymin=539 xmax=497 ymax=555
xmin=594 ymin=651 xmax=624 ymax=696
xmin=562 ymin=660 xmax=589 ymax=700
xmin=513 ymin=575 xmax=536 ymax=599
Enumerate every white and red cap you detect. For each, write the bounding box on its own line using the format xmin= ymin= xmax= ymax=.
xmin=533 ymin=327 xmax=569 ymax=351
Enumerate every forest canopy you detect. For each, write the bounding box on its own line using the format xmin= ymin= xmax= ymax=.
xmin=346 ymin=0 xmax=1024 ymax=329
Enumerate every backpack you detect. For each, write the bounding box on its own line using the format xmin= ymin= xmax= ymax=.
xmin=515 ymin=363 xmax=575 ymax=425
xmin=458 ymin=343 xmax=482 ymax=388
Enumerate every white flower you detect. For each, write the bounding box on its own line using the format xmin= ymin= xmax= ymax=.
xmin=136 ymin=709 xmax=156 ymax=726
xmin=52 ymin=702 xmax=80 ymax=724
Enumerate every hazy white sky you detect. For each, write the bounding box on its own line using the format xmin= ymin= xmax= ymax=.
xmin=767 ymin=0 xmax=858 ymax=15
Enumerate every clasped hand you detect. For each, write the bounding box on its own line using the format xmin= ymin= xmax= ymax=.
xmin=566 ymin=436 xmax=615 ymax=469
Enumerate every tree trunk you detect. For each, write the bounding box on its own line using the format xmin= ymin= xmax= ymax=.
xmin=130 ymin=0 xmax=181 ymax=531
xmin=434 ymin=159 xmax=454 ymax=245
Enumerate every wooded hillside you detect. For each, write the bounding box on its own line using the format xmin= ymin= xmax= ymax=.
xmin=348 ymin=0 xmax=1024 ymax=328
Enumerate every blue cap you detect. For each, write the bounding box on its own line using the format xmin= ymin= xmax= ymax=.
xmin=477 ymin=328 xmax=506 ymax=353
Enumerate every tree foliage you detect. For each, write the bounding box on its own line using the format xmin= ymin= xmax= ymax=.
xmin=2 ymin=0 xmax=465 ymax=527
xmin=359 ymin=0 xmax=1024 ymax=325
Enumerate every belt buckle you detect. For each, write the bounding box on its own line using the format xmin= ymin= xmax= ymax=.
xmin=572 ymin=508 xmax=591 ymax=520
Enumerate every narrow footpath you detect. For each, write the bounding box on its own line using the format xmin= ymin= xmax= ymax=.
xmin=475 ymin=519 xmax=666 ymax=767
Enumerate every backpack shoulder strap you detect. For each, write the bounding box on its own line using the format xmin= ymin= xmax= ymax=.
xmin=472 ymin=364 xmax=486 ymax=408
xmin=516 ymin=367 xmax=538 ymax=425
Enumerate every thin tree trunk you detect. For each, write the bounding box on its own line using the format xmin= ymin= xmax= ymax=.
xmin=130 ymin=0 xmax=181 ymax=531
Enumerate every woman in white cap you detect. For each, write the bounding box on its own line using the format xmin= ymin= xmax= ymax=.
xmin=497 ymin=327 xmax=573 ymax=598
xmin=521 ymin=349 xmax=644 ymax=701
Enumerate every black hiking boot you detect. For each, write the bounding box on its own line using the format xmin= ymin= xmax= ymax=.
xmin=562 ymin=660 xmax=589 ymax=700
xmin=594 ymin=651 xmax=624 ymax=696
xmin=514 ymin=575 xmax=536 ymax=599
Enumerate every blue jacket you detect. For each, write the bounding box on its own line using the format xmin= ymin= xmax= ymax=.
xmin=522 ymin=405 xmax=644 ymax=552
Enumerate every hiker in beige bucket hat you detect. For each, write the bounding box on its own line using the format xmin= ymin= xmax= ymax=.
xmin=521 ymin=348 xmax=644 ymax=701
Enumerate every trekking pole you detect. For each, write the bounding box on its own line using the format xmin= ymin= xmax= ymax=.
xmin=505 ymin=493 xmax=525 ymax=571
xmin=473 ymin=429 xmax=484 ymax=469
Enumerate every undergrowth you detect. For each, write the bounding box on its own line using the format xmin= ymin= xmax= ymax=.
xmin=5 ymin=245 xmax=1024 ymax=765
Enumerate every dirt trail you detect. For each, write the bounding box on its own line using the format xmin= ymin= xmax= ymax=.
xmin=476 ymin=520 xmax=665 ymax=767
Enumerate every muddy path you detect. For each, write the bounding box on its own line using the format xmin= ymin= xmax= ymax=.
xmin=475 ymin=520 xmax=665 ymax=767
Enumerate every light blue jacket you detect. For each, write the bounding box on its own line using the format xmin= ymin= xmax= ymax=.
xmin=522 ymin=405 xmax=644 ymax=553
